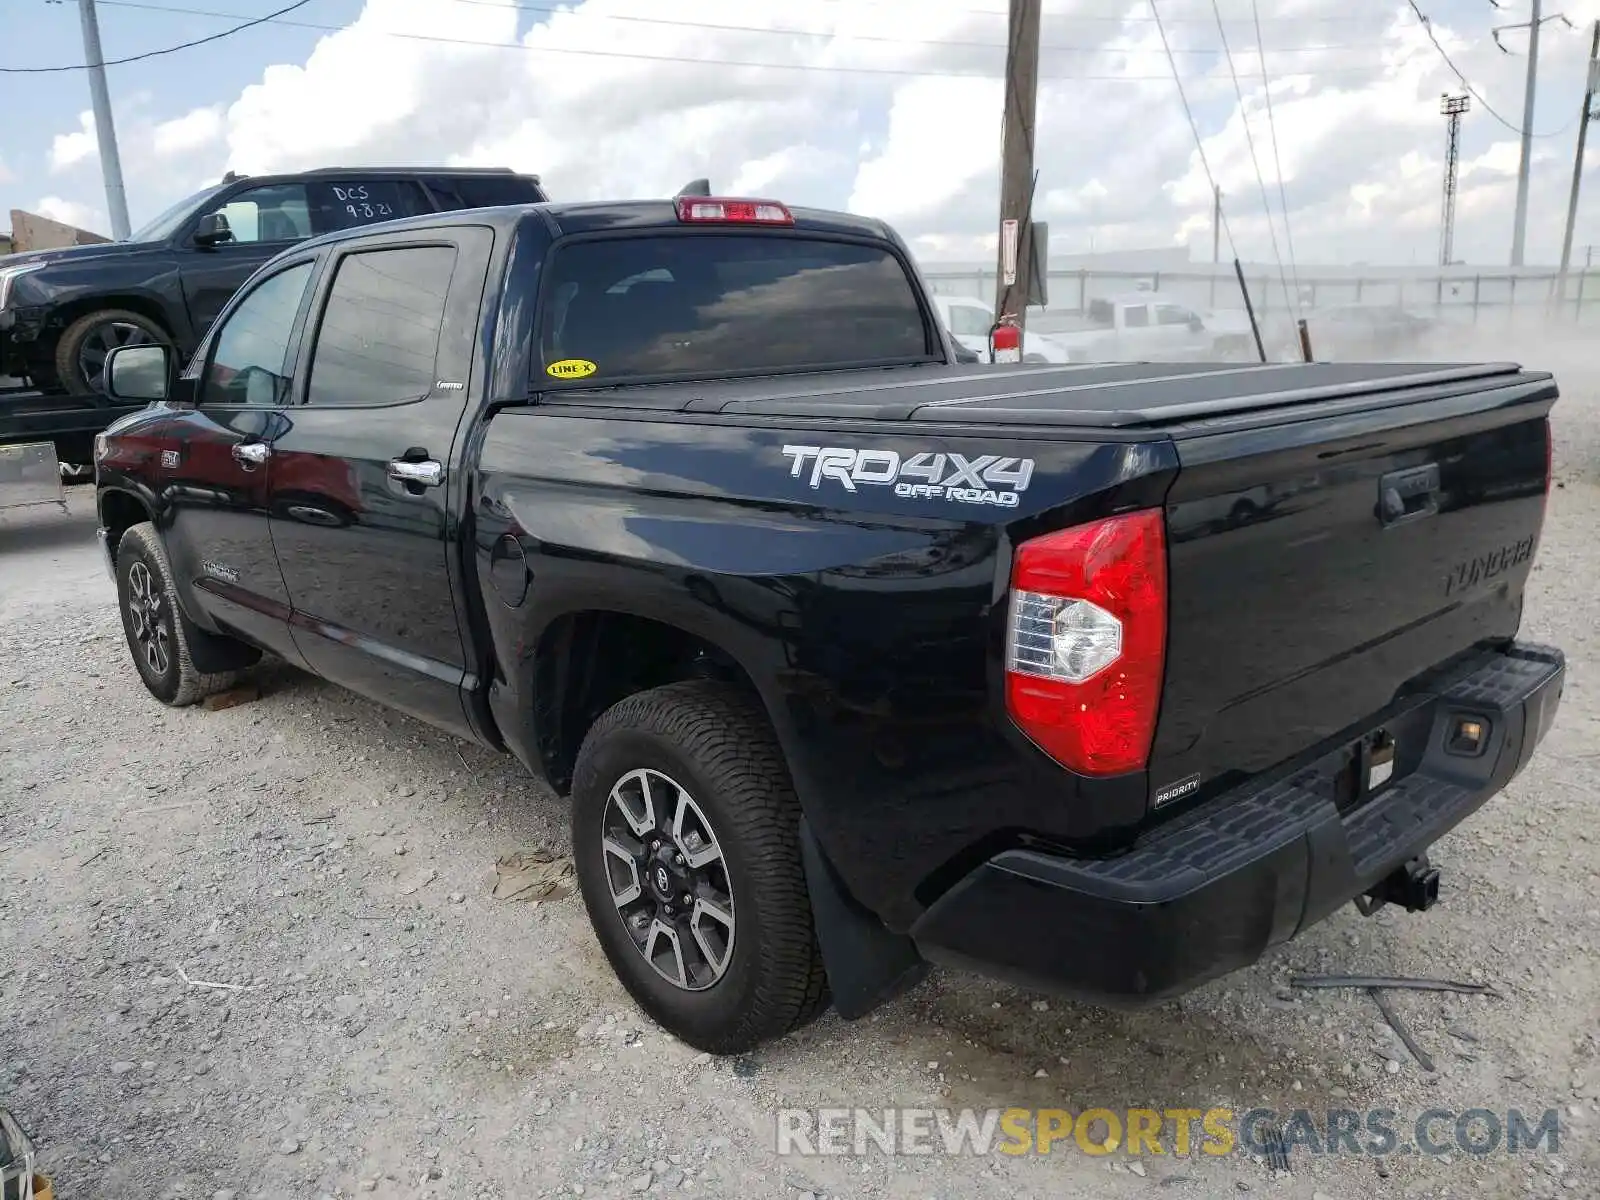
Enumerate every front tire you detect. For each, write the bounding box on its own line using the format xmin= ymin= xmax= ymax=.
xmin=572 ymin=681 xmax=829 ymax=1054
xmin=55 ymin=309 xmax=170 ymax=395
xmin=115 ymin=523 xmax=241 ymax=706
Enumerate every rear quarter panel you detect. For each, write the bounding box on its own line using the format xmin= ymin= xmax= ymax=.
xmin=471 ymin=408 xmax=1176 ymax=929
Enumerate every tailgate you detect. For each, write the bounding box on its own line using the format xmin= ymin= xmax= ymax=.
xmin=1146 ymin=373 xmax=1554 ymax=808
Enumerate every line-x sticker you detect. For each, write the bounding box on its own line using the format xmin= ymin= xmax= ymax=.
xmin=781 ymin=445 xmax=1035 ymax=508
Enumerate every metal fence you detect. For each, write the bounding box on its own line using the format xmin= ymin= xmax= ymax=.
xmin=921 ymin=265 xmax=1600 ymax=327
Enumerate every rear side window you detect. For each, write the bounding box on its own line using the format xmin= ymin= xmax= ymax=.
xmin=539 ymin=235 xmax=933 ymax=385
xmin=305 ymin=245 xmax=457 ymax=407
xmin=431 ymin=175 xmax=547 ymax=210
xmin=199 ymin=180 xmax=429 ymax=244
xmin=306 ymin=179 xmax=430 ymax=231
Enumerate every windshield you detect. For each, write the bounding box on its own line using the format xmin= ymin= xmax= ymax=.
xmin=128 ymin=182 xmax=229 ymax=242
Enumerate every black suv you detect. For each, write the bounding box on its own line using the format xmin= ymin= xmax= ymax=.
xmin=0 ymin=166 xmax=547 ymax=394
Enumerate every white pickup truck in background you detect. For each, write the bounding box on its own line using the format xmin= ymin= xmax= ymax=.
xmin=931 ymin=294 xmax=1075 ymax=363
xmin=1034 ymin=292 xmax=1262 ymax=362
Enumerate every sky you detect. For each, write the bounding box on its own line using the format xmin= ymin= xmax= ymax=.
xmin=1 ymin=0 xmax=1599 ymax=271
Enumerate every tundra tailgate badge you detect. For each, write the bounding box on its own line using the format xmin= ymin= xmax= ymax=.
xmin=782 ymin=445 xmax=1034 ymax=509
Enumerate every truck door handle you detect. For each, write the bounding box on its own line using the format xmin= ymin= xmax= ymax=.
xmin=388 ymin=458 xmax=444 ymax=487
xmin=232 ymin=442 xmax=270 ymax=466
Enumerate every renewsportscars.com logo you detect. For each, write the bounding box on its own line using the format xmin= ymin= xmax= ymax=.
xmin=781 ymin=445 xmax=1036 ymax=509
xmin=773 ymin=1106 xmax=1564 ymax=1160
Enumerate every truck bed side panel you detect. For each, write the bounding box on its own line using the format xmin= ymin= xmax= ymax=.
xmin=471 ymin=410 xmax=1175 ymax=929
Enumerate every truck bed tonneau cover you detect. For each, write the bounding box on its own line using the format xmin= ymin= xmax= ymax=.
xmin=546 ymin=360 xmax=1543 ymax=430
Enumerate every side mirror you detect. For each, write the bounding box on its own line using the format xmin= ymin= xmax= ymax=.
xmin=104 ymin=344 xmax=172 ymax=403
xmin=194 ymin=211 xmax=233 ymax=247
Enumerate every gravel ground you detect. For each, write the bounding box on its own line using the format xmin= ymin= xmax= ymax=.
xmin=2 ymin=365 xmax=1598 ymax=1200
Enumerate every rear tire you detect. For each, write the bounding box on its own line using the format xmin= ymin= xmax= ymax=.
xmin=571 ymin=681 xmax=829 ymax=1054
xmin=115 ymin=523 xmax=242 ymax=706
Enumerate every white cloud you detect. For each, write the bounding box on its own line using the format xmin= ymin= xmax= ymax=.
xmin=50 ymin=111 xmax=98 ymax=173
xmin=33 ymin=195 xmax=104 ymax=232
xmin=849 ymin=77 xmax=1002 ymax=222
xmin=153 ymin=107 xmax=225 ymax=158
xmin=33 ymin=0 xmax=1600 ymax=267
xmin=0 ymin=155 xmax=13 ymax=186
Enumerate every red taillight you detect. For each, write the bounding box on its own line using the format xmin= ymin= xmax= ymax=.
xmin=1004 ymin=509 xmax=1168 ymax=776
xmin=674 ymin=197 xmax=794 ymax=225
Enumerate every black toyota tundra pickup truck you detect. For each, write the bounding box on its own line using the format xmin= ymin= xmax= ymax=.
xmin=91 ymin=195 xmax=1565 ymax=1055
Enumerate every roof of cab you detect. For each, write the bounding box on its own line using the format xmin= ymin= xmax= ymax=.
xmin=289 ymin=198 xmax=898 ymax=256
xmin=533 ymin=199 xmax=894 ymax=241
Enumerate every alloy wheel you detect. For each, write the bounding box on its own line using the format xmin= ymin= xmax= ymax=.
xmin=78 ymin=321 xmax=157 ymax=392
xmin=126 ymin=560 xmax=172 ymax=678
xmin=600 ymin=768 xmax=735 ymax=992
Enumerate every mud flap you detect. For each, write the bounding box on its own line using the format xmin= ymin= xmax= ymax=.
xmin=799 ymin=816 xmax=928 ymax=1019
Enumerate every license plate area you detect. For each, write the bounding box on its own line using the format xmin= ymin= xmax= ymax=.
xmin=1329 ymin=701 xmax=1436 ymax=816
xmin=1332 ymin=731 xmax=1394 ymax=815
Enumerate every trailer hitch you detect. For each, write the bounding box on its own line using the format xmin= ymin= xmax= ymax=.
xmin=1355 ymin=854 xmax=1441 ymax=916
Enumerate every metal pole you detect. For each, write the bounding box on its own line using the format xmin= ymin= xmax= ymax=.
xmin=1511 ymin=0 xmax=1542 ymax=267
xmin=993 ymin=0 xmax=1041 ymax=337
xmin=1212 ymin=185 xmax=1221 ymax=265
xmin=1234 ymin=258 xmax=1267 ymax=363
xmin=76 ymin=0 xmax=131 ymax=240
xmin=1558 ymin=21 xmax=1600 ymax=296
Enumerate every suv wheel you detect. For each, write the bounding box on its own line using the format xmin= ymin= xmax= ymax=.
xmin=115 ymin=523 xmax=242 ymax=706
xmin=55 ymin=309 xmax=169 ymax=395
xmin=572 ymin=681 xmax=829 ymax=1054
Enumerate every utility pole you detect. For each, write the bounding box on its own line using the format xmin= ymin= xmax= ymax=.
xmin=1440 ymin=94 xmax=1471 ymax=267
xmin=1211 ymin=185 xmax=1221 ymax=263
xmin=1558 ymin=20 xmax=1600 ymax=294
xmin=76 ymin=0 xmax=131 ymax=240
xmin=1498 ymin=0 xmax=1576 ymax=264
xmin=993 ymin=0 xmax=1041 ymax=339
xmin=1511 ymin=0 xmax=1542 ymax=266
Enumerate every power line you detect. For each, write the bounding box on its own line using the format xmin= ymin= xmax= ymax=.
xmin=87 ymin=0 xmax=1392 ymax=61
xmin=37 ymin=0 xmax=1399 ymax=82
xmin=1209 ymin=0 xmax=1294 ymax=315
xmin=1251 ymin=0 xmax=1301 ymax=304
xmin=1149 ymin=0 xmax=1240 ymax=263
xmin=454 ymin=0 xmax=1376 ymax=31
xmin=2 ymin=0 xmax=313 ymax=73
xmin=1402 ymin=0 xmax=1574 ymax=137
xmin=450 ymin=0 xmax=1381 ymax=58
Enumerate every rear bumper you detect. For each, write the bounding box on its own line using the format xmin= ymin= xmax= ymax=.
xmin=910 ymin=642 xmax=1565 ymax=1004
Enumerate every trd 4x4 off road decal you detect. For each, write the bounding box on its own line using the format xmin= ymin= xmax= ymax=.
xmin=781 ymin=445 xmax=1035 ymax=509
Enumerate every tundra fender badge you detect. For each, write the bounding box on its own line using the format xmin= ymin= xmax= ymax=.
xmin=781 ymin=445 xmax=1034 ymax=509
xmin=1153 ymin=773 xmax=1202 ymax=807
xmin=200 ymin=560 xmax=240 ymax=585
